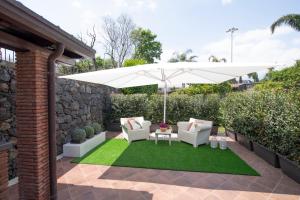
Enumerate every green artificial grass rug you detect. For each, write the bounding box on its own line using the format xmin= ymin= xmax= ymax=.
xmin=72 ymin=139 xmax=259 ymax=176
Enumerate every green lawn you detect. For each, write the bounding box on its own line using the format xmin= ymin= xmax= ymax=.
xmin=72 ymin=139 xmax=259 ymax=176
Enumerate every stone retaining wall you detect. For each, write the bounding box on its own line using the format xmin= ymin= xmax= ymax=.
xmin=0 ymin=62 xmax=113 ymax=179
xmin=0 ymin=61 xmax=16 ymax=180
xmin=56 ymin=78 xmax=113 ymax=154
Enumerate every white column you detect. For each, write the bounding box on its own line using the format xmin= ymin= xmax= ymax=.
xmin=163 ymin=80 xmax=167 ymax=123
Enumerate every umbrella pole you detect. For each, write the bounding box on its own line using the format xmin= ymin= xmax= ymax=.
xmin=163 ymin=81 xmax=167 ymax=123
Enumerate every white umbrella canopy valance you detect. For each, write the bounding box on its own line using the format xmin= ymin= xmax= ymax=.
xmin=60 ymin=62 xmax=278 ymax=123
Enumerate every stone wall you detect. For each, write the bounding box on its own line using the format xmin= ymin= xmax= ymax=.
xmin=0 ymin=62 xmax=114 ymax=179
xmin=56 ymin=78 xmax=113 ymax=154
xmin=0 ymin=61 xmax=17 ymax=180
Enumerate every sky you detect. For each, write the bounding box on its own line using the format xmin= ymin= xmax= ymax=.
xmin=18 ymin=0 xmax=300 ymax=65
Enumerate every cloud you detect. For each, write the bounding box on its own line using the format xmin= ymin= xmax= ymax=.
xmin=196 ymin=26 xmax=300 ymax=66
xmin=221 ymin=0 xmax=233 ymax=5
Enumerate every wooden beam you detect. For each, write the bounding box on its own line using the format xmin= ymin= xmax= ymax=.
xmin=0 ymin=31 xmax=75 ymax=65
xmin=0 ymin=0 xmax=95 ymax=58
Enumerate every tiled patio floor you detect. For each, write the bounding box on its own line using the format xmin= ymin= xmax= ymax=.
xmin=8 ymin=132 xmax=300 ymax=200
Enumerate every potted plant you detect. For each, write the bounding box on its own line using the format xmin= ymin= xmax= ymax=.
xmin=64 ymin=126 xmax=106 ymax=157
xmin=277 ymin=154 xmax=300 ymax=184
xmin=236 ymin=132 xmax=253 ymax=151
xmin=84 ymin=125 xmax=95 ymax=138
xmin=71 ymin=128 xmax=86 ymax=144
xmin=159 ymin=122 xmax=168 ymax=132
xmin=253 ymin=142 xmax=280 ymax=168
xmin=91 ymin=122 xmax=103 ymax=134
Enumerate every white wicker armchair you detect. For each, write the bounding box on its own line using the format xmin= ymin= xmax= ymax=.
xmin=177 ymin=118 xmax=213 ymax=147
xmin=120 ymin=117 xmax=151 ymax=143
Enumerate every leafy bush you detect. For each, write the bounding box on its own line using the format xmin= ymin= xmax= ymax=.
xmin=84 ymin=125 xmax=95 ymax=138
xmin=220 ymin=91 xmax=300 ymax=164
xmin=71 ymin=128 xmax=86 ymax=144
xmin=110 ymin=94 xmax=149 ymax=123
xmin=111 ymin=93 xmax=221 ymax=125
xmin=91 ymin=122 xmax=103 ymax=133
xmin=254 ymin=81 xmax=284 ymax=91
xmin=174 ymin=83 xmax=232 ymax=95
xmin=257 ymin=61 xmax=300 ymax=91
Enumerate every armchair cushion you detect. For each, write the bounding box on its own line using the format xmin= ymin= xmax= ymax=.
xmin=127 ymin=119 xmax=142 ymax=130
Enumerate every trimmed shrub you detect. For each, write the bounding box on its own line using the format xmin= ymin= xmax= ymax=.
xmin=111 ymin=93 xmax=221 ymax=125
xmin=84 ymin=125 xmax=95 ymax=138
xmin=220 ymin=91 xmax=300 ymax=164
xmin=71 ymin=128 xmax=86 ymax=144
xmin=91 ymin=122 xmax=102 ymax=133
xmin=110 ymin=94 xmax=149 ymax=122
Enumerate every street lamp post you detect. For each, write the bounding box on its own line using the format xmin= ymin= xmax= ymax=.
xmin=226 ymin=27 xmax=238 ymax=63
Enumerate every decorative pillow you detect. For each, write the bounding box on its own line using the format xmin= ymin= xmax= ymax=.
xmin=188 ymin=122 xmax=197 ymax=132
xmin=121 ymin=123 xmax=129 ymax=132
xmin=187 ymin=122 xmax=194 ymax=131
xmin=127 ymin=119 xmax=142 ymax=130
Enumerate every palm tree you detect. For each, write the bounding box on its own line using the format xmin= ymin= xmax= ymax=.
xmin=208 ymin=55 xmax=227 ymax=62
xmin=168 ymin=49 xmax=198 ymax=62
xmin=271 ymin=14 xmax=300 ymax=34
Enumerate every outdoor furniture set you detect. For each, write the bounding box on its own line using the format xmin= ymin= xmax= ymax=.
xmin=120 ymin=117 xmax=227 ymax=149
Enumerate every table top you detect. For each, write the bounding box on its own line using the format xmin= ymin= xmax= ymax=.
xmin=155 ymin=129 xmax=172 ymax=135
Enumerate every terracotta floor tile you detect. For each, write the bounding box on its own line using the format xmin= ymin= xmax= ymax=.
xmin=7 ymin=133 xmax=300 ymax=200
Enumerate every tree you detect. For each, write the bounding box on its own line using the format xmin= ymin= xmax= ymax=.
xmin=57 ymin=56 xmax=114 ymax=75
xmin=77 ymin=25 xmax=97 ymax=70
xmin=271 ymin=14 xmax=300 ymax=34
xmin=168 ymin=49 xmax=197 ymax=62
xmin=208 ymin=55 xmax=227 ymax=62
xmin=123 ymin=58 xmax=147 ymax=67
xmin=102 ymin=14 xmax=135 ymax=68
xmin=131 ymin=28 xmax=162 ymax=63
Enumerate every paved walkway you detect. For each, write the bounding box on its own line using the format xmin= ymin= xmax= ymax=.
xmin=8 ymin=132 xmax=300 ymax=200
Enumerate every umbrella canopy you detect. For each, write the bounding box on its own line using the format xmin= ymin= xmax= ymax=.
xmin=60 ymin=62 xmax=278 ymax=122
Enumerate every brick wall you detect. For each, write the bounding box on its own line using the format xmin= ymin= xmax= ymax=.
xmin=0 ymin=150 xmax=9 ymax=199
xmin=16 ymin=50 xmax=50 ymax=200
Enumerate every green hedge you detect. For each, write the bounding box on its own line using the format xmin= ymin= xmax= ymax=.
xmin=110 ymin=93 xmax=221 ymax=125
xmin=110 ymin=94 xmax=149 ymax=123
xmin=220 ymin=91 xmax=300 ymax=164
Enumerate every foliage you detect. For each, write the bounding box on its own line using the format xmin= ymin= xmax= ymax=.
xmin=131 ymin=28 xmax=162 ymax=63
xmin=208 ymin=55 xmax=226 ymax=62
xmin=121 ymin=58 xmax=158 ymax=95
xmin=71 ymin=128 xmax=86 ymax=144
xmin=123 ymin=58 xmax=147 ymax=66
xmin=58 ymin=56 xmax=114 ymax=75
xmin=174 ymin=83 xmax=232 ymax=95
xmin=110 ymin=94 xmax=221 ymax=125
xmin=168 ymin=49 xmax=197 ymax=62
xmin=84 ymin=125 xmax=95 ymax=138
xmin=271 ymin=14 xmax=300 ymax=34
xmin=254 ymin=81 xmax=284 ymax=91
xmin=110 ymin=94 xmax=149 ymax=123
xmin=255 ymin=61 xmax=300 ymax=91
xmin=91 ymin=122 xmax=103 ymax=133
xmin=220 ymin=91 xmax=300 ymax=164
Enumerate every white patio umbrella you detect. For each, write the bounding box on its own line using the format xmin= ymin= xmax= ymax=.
xmin=60 ymin=62 xmax=277 ymax=123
